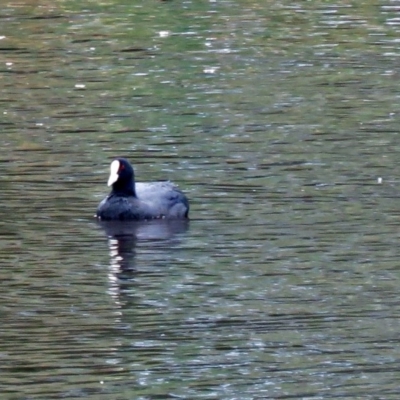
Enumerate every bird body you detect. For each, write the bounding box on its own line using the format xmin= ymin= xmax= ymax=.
xmin=96 ymin=158 xmax=189 ymax=221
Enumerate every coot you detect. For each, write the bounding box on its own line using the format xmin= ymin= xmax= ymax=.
xmin=96 ymin=158 xmax=189 ymax=221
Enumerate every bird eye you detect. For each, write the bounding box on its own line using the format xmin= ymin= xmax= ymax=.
xmin=119 ymin=164 xmax=125 ymax=171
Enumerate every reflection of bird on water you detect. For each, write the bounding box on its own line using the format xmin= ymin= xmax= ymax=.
xmin=96 ymin=158 xmax=189 ymax=221
xmin=98 ymin=219 xmax=190 ymax=282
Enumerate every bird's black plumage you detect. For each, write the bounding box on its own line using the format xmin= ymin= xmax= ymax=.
xmin=96 ymin=158 xmax=189 ymax=221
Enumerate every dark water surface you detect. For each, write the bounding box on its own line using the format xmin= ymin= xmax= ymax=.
xmin=2 ymin=0 xmax=400 ymax=398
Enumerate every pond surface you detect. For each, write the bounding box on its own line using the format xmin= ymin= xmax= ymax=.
xmin=2 ymin=0 xmax=400 ymax=399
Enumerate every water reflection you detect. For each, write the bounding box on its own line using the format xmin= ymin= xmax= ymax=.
xmin=97 ymin=219 xmax=189 ymax=295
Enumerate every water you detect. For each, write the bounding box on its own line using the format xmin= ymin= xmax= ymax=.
xmin=2 ymin=0 xmax=400 ymax=398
